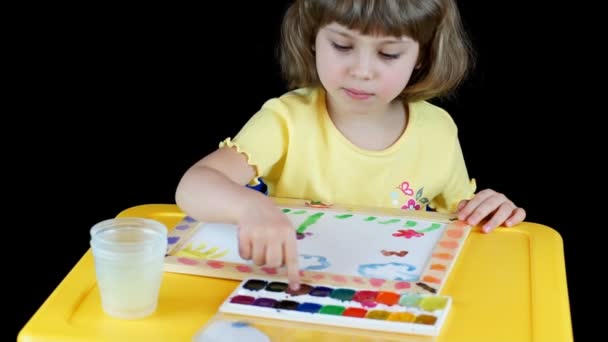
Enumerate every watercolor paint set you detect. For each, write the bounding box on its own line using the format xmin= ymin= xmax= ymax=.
xmin=217 ymin=277 xmax=452 ymax=337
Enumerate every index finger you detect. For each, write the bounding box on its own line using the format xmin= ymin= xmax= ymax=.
xmin=283 ymin=232 xmax=300 ymax=291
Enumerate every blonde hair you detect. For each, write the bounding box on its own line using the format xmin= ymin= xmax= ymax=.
xmin=279 ymin=0 xmax=474 ymax=103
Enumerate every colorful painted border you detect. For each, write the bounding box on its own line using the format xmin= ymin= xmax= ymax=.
xmin=164 ymin=197 xmax=471 ymax=294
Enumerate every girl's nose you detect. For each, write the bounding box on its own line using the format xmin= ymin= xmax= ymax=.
xmin=349 ymin=53 xmax=373 ymax=80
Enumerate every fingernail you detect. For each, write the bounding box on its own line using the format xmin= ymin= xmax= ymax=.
xmin=291 ymin=283 xmax=300 ymax=291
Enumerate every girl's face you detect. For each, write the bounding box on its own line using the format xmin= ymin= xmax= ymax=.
xmin=314 ymin=22 xmax=420 ymax=114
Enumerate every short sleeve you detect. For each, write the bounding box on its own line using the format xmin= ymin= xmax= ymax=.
xmin=219 ymin=99 xmax=289 ymax=186
xmin=429 ymin=137 xmax=477 ymax=213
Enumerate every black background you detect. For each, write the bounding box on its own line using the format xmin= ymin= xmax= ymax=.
xmin=13 ymin=1 xmax=593 ymax=340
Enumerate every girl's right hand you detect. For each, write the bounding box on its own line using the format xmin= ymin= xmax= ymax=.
xmin=237 ymin=200 xmax=301 ymax=290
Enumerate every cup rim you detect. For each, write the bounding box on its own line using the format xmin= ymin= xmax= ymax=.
xmin=90 ymin=217 xmax=167 ymax=246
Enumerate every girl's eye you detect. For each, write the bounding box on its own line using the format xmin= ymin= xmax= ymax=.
xmin=331 ymin=42 xmax=352 ymax=51
xmin=380 ymin=52 xmax=400 ymax=60
xmin=331 ymin=41 xmax=400 ymax=60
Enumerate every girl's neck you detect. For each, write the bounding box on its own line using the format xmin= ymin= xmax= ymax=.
xmin=325 ymin=96 xmax=408 ymax=151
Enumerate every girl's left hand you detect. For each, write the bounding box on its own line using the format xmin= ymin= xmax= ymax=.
xmin=456 ymin=189 xmax=526 ymax=233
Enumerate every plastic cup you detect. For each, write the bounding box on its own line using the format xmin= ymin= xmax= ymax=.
xmin=90 ymin=217 xmax=168 ymax=319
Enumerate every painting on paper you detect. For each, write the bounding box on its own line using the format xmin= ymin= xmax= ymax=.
xmin=165 ymin=198 xmax=471 ymax=293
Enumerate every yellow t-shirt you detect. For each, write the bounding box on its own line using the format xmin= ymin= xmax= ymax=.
xmin=220 ymin=87 xmax=476 ymax=213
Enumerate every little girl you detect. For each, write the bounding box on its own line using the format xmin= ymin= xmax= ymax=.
xmin=175 ymin=0 xmax=525 ymax=290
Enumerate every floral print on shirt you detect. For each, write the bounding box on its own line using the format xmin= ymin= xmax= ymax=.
xmin=391 ymin=181 xmax=431 ymax=211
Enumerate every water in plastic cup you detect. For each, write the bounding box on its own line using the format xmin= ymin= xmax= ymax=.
xmin=90 ymin=217 xmax=168 ymax=319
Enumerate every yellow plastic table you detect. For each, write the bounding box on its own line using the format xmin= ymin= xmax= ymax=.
xmin=18 ymin=204 xmax=573 ymax=342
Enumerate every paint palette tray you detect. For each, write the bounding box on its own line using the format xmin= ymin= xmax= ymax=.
xmin=217 ymin=277 xmax=452 ymax=337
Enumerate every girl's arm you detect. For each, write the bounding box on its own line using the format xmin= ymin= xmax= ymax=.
xmin=175 ymin=147 xmax=301 ymax=290
xmin=175 ymin=146 xmax=261 ymax=224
